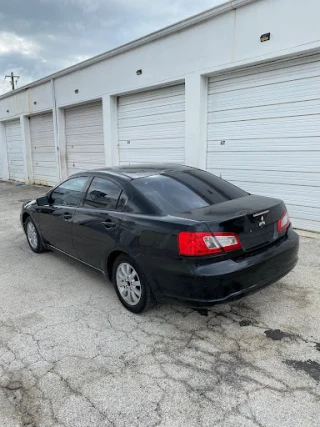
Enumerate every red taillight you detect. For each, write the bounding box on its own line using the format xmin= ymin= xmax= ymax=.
xmin=277 ymin=209 xmax=290 ymax=233
xmin=178 ymin=232 xmax=242 ymax=257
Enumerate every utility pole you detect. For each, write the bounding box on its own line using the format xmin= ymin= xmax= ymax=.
xmin=5 ymin=72 xmax=20 ymax=90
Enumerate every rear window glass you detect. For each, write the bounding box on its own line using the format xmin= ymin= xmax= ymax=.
xmin=132 ymin=169 xmax=248 ymax=214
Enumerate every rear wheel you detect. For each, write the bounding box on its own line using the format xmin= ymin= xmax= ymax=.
xmin=112 ymin=254 xmax=155 ymax=313
xmin=25 ymin=217 xmax=46 ymax=253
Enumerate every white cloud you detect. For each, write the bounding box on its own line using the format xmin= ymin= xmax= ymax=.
xmin=0 ymin=31 xmax=40 ymax=57
xmin=57 ymin=0 xmax=103 ymax=13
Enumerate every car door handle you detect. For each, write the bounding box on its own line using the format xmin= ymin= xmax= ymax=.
xmin=102 ymin=219 xmax=116 ymax=228
xmin=63 ymin=213 xmax=72 ymax=220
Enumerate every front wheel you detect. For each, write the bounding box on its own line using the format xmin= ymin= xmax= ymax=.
xmin=112 ymin=255 xmax=156 ymax=313
xmin=25 ymin=217 xmax=46 ymax=253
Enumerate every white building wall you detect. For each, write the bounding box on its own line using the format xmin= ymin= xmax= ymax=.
xmin=0 ymin=0 xmax=319 ymax=229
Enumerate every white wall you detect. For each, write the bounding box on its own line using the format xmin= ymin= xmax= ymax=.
xmin=0 ymin=82 xmax=52 ymax=120
xmin=0 ymin=0 xmax=320 ymax=181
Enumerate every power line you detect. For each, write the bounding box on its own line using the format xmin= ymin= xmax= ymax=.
xmin=5 ymin=72 xmax=20 ymax=90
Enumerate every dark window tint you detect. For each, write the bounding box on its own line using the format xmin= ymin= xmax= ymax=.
xmin=50 ymin=177 xmax=88 ymax=207
xmin=173 ymin=169 xmax=248 ymax=204
xmin=132 ymin=169 xmax=247 ymax=214
xmin=84 ymin=177 xmax=121 ymax=210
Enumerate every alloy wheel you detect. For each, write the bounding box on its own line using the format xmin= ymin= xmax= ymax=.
xmin=116 ymin=262 xmax=142 ymax=306
xmin=27 ymin=221 xmax=38 ymax=250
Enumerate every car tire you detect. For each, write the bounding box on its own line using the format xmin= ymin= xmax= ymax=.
xmin=25 ymin=217 xmax=46 ymax=254
xmin=112 ymin=254 xmax=156 ymax=313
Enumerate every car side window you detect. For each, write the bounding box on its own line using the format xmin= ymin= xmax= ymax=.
xmin=50 ymin=177 xmax=88 ymax=207
xmin=84 ymin=177 xmax=122 ymax=210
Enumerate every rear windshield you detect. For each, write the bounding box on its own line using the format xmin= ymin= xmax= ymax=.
xmin=132 ymin=169 xmax=248 ymax=214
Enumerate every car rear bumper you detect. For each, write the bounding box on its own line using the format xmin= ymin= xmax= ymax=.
xmin=139 ymin=227 xmax=299 ymax=307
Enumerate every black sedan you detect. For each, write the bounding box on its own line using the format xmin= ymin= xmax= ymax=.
xmin=21 ymin=164 xmax=299 ymax=313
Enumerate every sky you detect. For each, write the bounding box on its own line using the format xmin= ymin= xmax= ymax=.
xmin=0 ymin=0 xmax=226 ymax=95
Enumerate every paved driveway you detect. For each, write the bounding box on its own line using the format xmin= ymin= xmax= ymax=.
xmin=0 ymin=181 xmax=319 ymax=427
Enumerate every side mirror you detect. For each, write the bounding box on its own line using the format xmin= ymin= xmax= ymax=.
xmin=36 ymin=196 xmax=50 ymax=206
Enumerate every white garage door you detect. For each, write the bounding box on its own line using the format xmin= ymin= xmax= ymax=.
xmin=5 ymin=119 xmax=24 ymax=182
xmin=207 ymin=55 xmax=320 ymax=232
xmin=65 ymin=101 xmax=104 ymax=176
xmin=118 ymin=84 xmax=185 ymax=165
xmin=30 ymin=113 xmax=58 ymax=186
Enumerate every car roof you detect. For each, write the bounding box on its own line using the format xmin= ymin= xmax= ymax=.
xmin=86 ymin=164 xmax=193 ymax=180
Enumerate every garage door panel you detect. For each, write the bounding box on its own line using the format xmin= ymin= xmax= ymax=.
xmin=5 ymin=135 xmax=22 ymax=144
xmin=65 ymin=129 xmax=104 ymax=140
xmin=212 ymin=169 xmax=320 ymax=187
xmin=30 ymin=128 xmax=54 ymax=138
xmin=118 ymin=138 xmax=185 ymax=149
xmin=4 ymin=128 xmax=22 ymax=138
xmin=290 ymin=218 xmax=320 ymax=233
xmin=5 ymin=120 xmax=24 ymax=182
xmin=287 ymin=207 xmax=320 ymax=232
xmin=33 ymin=167 xmax=58 ymax=183
xmin=208 ymin=115 xmax=320 ymax=140
xmin=32 ymin=151 xmax=56 ymax=162
xmin=65 ymin=101 xmax=105 ymax=176
xmin=119 ymin=111 xmax=185 ymax=128
xmin=33 ymin=165 xmax=58 ymax=176
xmin=224 ymin=181 xmax=320 ymax=209
xmin=119 ymin=148 xmax=185 ymax=164
xmin=9 ymin=173 xmax=24 ymax=181
xmin=7 ymin=165 xmax=24 ymax=175
xmin=208 ymin=152 xmax=319 ymax=172
xmin=7 ymin=155 xmax=24 ymax=163
xmin=286 ymin=205 xmax=320 ymax=222
xmin=119 ymin=123 xmax=185 ymax=141
xmin=119 ymin=85 xmax=185 ymax=107
xmin=67 ymin=151 xmax=105 ymax=163
xmin=209 ymin=78 xmax=320 ymax=113
xmin=65 ymin=102 xmax=102 ymax=115
xmin=118 ymin=99 xmax=185 ymax=119
xmin=66 ymin=144 xmax=105 ymax=154
xmin=7 ymin=147 xmax=23 ymax=157
xmin=30 ymin=120 xmax=54 ymax=130
xmin=66 ymin=160 xmax=104 ymax=175
xmin=207 ymin=138 xmax=320 ymax=152
xmin=66 ymin=117 xmax=103 ymax=130
xmin=209 ymin=58 xmax=320 ymax=93
xmin=209 ymin=99 xmax=320 ymax=124
xmin=31 ymin=138 xmax=56 ymax=148
xmin=30 ymin=113 xmax=58 ymax=186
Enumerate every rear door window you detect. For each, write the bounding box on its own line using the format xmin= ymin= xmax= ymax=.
xmin=84 ymin=177 xmax=122 ymax=210
xmin=132 ymin=169 xmax=248 ymax=214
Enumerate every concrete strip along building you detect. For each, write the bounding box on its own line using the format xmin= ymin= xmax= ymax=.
xmin=0 ymin=0 xmax=319 ymax=232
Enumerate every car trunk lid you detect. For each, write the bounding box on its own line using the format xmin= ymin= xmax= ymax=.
xmin=178 ymin=195 xmax=286 ymax=252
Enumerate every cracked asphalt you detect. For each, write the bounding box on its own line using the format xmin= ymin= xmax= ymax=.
xmin=0 ymin=181 xmax=319 ymax=427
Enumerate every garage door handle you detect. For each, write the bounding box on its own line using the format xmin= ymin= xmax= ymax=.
xmin=63 ymin=213 xmax=72 ymax=220
xmin=102 ymin=220 xmax=116 ymax=228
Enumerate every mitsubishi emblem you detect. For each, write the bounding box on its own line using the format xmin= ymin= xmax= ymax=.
xmin=259 ymin=216 xmax=266 ymax=228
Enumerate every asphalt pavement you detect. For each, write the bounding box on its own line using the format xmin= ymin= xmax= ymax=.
xmin=0 ymin=181 xmax=319 ymax=427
